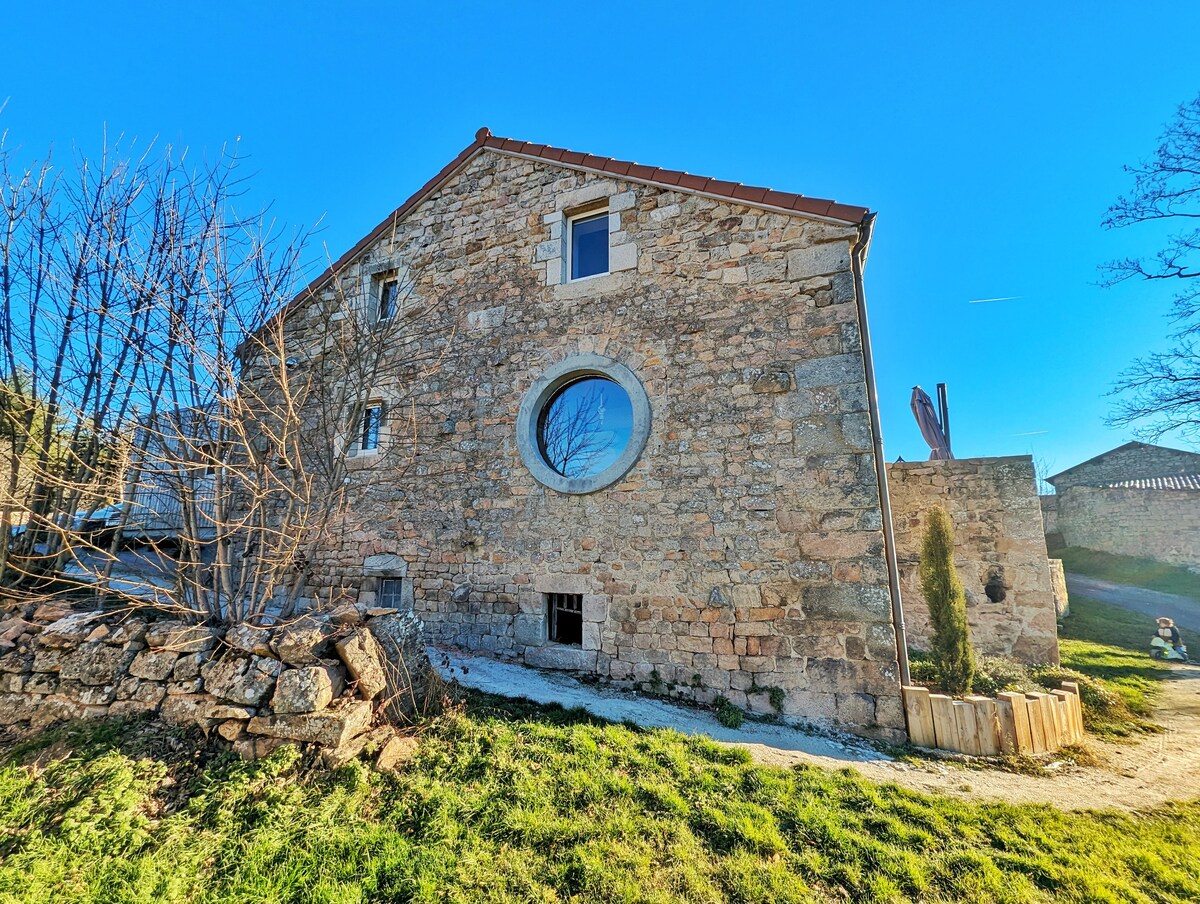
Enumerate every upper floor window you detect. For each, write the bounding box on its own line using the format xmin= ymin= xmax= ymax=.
xmin=569 ymin=210 xmax=609 ymax=280
xmin=360 ymin=403 xmax=383 ymax=453
xmin=378 ymin=278 xmax=399 ymax=321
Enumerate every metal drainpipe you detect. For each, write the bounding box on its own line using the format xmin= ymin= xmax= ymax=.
xmin=850 ymin=213 xmax=911 ymax=687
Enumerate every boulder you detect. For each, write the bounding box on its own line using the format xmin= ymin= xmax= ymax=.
xmin=59 ymin=643 xmax=135 ymax=686
xmin=376 ymin=734 xmax=419 ymax=772
xmin=146 ymin=620 xmax=216 ymax=653
xmin=159 ymin=693 xmax=218 ymax=729
xmin=247 ymin=700 xmax=372 ymax=747
xmin=368 ymin=612 xmax=435 ymax=721
xmin=104 ymin=619 xmax=148 ymax=646
xmin=334 ymin=630 xmax=387 ymax=699
xmin=202 ymin=655 xmax=281 ymax=706
xmin=271 ymin=618 xmax=328 ymax=666
xmin=172 ymin=652 xmax=208 ymax=681
xmin=271 ymin=666 xmax=334 ymax=714
xmin=329 ymin=604 xmax=363 ymax=626
xmin=217 ymin=719 xmax=247 ymax=742
xmin=38 ymin=611 xmax=105 ymax=648
xmin=226 ymin=624 xmax=272 ymax=657
xmin=32 ymin=602 xmax=75 ymax=623
xmin=129 ymin=649 xmax=179 ymax=682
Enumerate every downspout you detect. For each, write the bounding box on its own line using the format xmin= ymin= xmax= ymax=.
xmin=850 ymin=213 xmax=911 ymax=687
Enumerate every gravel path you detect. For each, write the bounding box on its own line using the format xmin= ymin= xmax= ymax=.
xmin=438 ymin=649 xmax=1200 ymax=813
xmin=1066 ymin=573 xmax=1200 ymax=632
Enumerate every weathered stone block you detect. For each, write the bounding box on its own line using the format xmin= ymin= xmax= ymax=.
xmin=247 ymin=700 xmax=373 ymax=747
xmin=129 ymin=649 xmax=179 ymax=682
xmin=272 ymin=666 xmax=335 ymax=714
xmin=335 ymin=630 xmax=387 ymax=699
xmin=146 ymin=621 xmax=216 ymax=653
xmin=60 ymin=643 xmax=135 ymax=686
xmin=202 ymin=655 xmax=281 ymax=706
xmin=787 ymin=242 xmax=850 ymax=279
xmin=801 ymin=585 xmax=891 ymax=621
xmin=38 ymin=611 xmax=104 ymax=648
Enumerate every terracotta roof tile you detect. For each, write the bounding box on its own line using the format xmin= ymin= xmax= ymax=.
xmin=272 ymin=127 xmax=870 ymax=325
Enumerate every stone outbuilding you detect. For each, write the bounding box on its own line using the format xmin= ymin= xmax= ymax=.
xmin=1043 ymin=441 xmax=1200 ymax=569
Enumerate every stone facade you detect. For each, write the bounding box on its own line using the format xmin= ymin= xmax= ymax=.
xmin=1047 ymin=441 xmax=1200 ymax=491
xmin=263 ymin=140 xmax=905 ymax=739
xmin=886 ymin=456 xmax=1060 ymax=665
xmin=1054 ymin=484 xmax=1200 ymax=569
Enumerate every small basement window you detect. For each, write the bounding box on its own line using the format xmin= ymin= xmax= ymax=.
xmin=378 ymin=577 xmax=406 ymax=608
xmin=378 ymin=278 xmax=399 ymax=321
xmin=360 ymin=403 xmax=383 ymax=452
xmin=546 ymin=592 xmax=583 ymax=646
xmin=569 ymin=210 xmax=609 ymax=280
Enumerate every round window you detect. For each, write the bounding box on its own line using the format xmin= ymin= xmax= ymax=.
xmin=538 ymin=376 xmax=634 ymax=479
xmin=517 ymin=354 xmax=651 ymax=494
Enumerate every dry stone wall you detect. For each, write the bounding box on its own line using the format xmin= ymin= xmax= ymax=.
xmin=1055 ymin=485 xmax=1200 ymax=569
xmin=886 ymin=456 xmax=1060 ymax=665
xmin=0 ymin=599 xmax=428 ymax=768
xmin=261 ymin=149 xmax=905 ymax=740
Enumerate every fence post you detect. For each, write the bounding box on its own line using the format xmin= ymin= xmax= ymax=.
xmin=966 ymin=696 xmax=1000 ymax=756
xmin=1025 ymin=696 xmax=1047 ymax=753
xmin=953 ymin=701 xmax=981 ymax=755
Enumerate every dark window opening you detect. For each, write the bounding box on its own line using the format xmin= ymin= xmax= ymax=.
xmin=570 ymin=211 xmax=608 ymax=280
xmin=547 ymin=592 xmax=583 ymax=646
xmin=379 ymin=278 xmax=399 ymax=321
xmin=361 ymin=404 xmax=383 ymax=452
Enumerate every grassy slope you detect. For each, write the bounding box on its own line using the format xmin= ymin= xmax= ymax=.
xmin=2 ymin=710 xmax=1199 ymax=904
xmin=1058 ymin=595 xmax=1172 ymax=736
xmin=1053 ymin=547 xmax=1200 ymax=601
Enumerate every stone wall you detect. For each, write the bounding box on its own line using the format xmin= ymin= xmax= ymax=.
xmin=257 ymin=148 xmax=905 ymax=740
xmin=0 ymin=599 xmax=427 ymax=768
xmin=1049 ymin=442 xmax=1200 ymax=490
xmin=1039 ymin=495 xmax=1058 ymax=535
xmin=1055 ymin=485 xmax=1200 ymax=569
xmin=886 ymin=456 xmax=1060 ymax=665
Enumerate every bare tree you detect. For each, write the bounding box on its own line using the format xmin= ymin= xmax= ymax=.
xmin=539 ymin=380 xmax=619 ymax=477
xmin=1102 ymin=94 xmax=1200 ymax=444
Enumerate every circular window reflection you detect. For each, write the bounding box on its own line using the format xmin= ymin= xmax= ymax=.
xmin=537 ymin=376 xmax=634 ymax=479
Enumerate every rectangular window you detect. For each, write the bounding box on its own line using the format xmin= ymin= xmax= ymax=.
xmin=569 ymin=211 xmax=609 ymax=280
xmin=378 ymin=278 xmax=399 ymax=321
xmin=378 ymin=577 xmax=406 ymax=609
xmin=360 ymin=403 xmax=383 ymax=452
xmin=546 ymin=592 xmax=583 ymax=646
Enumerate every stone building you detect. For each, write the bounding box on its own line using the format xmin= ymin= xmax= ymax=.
xmin=887 ymin=456 xmax=1059 ymax=664
xmin=1044 ymin=442 xmax=1200 ymax=569
xmin=264 ymin=128 xmax=910 ymax=739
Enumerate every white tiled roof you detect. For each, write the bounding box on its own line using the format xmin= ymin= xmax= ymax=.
xmin=1101 ymin=474 xmax=1200 ymax=491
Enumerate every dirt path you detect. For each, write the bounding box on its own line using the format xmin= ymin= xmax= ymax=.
xmin=1066 ymin=573 xmax=1200 ymax=632
xmin=441 ymin=650 xmax=1200 ymax=813
xmin=840 ymin=666 xmax=1200 ymax=812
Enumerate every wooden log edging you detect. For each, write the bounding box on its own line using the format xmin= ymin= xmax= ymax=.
xmin=901 ymin=684 xmax=1085 ymax=756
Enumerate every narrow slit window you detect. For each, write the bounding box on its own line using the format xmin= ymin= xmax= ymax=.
xmin=361 ymin=403 xmax=383 ymax=452
xmin=569 ymin=211 xmax=609 ymax=280
xmin=547 ymin=592 xmax=583 ymax=646
xmin=378 ymin=278 xmax=399 ymax=321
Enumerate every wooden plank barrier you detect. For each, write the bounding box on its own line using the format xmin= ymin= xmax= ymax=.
xmin=903 ymin=685 xmax=1087 ymax=756
xmin=901 ymin=686 xmax=937 ymax=748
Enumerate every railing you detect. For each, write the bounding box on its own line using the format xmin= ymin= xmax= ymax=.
xmin=902 ymin=683 xmax=1084 ymax=756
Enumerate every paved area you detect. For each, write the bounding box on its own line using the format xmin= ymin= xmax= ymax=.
xmin=435 ymin=649 xmax=894 ymax=768
xmin=1066 ymin=573 xmax=1200 ymax=632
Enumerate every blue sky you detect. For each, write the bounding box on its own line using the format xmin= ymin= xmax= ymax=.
xmin=3 ymin=2 xmax=1198 ymax=477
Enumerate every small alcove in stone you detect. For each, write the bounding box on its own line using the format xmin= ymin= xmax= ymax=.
xmin=984 ymin=565 xmax=1007 ymax=604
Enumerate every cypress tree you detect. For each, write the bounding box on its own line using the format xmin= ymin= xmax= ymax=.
xmin=918 ymin=506 xmax=975 ymax=695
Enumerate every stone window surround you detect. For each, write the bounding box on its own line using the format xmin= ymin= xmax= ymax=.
xmin=359 ymin=554 xmax=415 ymax=610
xmin=540 ymin=184 xmax=638 ymax=289
xmin=515 ymin=353 xmax=652 ymax=495
xmin=360 ymin=254 xmax=414 ymax=323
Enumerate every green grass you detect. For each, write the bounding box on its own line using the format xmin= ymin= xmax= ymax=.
xmin=1053 ymin=547 xmax=1200 ymax=601
xmin=2 ymin=707 xmax=1199 ymax=903
xmin=1057 ymin=595 xmax=1173 ymax=737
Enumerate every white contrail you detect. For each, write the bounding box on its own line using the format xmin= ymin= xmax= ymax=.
xmin=1011 ymin=430 xmax=1049 ymax=436
xmin=967 ymin=295 xmax=1023 ymax=304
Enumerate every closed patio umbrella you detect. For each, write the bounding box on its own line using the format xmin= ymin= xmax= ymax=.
xmin=911 ymin=385 xmax=953 ymax=460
